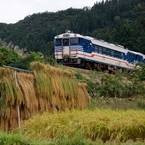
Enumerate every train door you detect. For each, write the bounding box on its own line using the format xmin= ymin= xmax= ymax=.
xmin=62 ymin=38 xmax=70 ymax=58
xmin=127 ymin=52 xmax=135 ymax=64
xmin=83 ymin=39 xmax=92 ymax=58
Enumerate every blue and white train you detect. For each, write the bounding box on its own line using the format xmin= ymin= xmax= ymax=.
xmin=54 ymin=30 xmax=145 ymax=71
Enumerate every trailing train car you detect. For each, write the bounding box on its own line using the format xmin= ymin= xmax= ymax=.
xmin=54 ymin=30 xmax=144 ymax=71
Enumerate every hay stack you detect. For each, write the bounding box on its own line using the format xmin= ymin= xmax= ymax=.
xmin=0 ymin=62 xmax=90 ymax=131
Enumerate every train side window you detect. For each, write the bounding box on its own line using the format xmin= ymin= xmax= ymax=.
xmin=94 ymin=45 xmax=99 ymax=53
xmin=92 ymin=44 xmax=95 ymax=52
xmin=108 ymin=49 xmax=111 ymax=56
xmin=103 ymin=47 xmax=106 ymax=55
xmin=111 ymin=50 xmax=114 ymax=57
xmin=99 ymin=46 xmax=102 ymax=54
xmin=121 ymin=53 xmax=124 ymax=59
xmin=115 ymin=51 xmax=118 ymax=58
xmin=118 ymin=52 xmax=121 ymax=59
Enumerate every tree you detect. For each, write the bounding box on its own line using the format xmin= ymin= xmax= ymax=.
xmin=113 ymin=19 xmax=138 ymax=51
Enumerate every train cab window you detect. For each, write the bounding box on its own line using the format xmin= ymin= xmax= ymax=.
xmin=63 ymin=39 xmax=69 ymax=46
xmin=55 ymin=39 xmax=61 ymax=46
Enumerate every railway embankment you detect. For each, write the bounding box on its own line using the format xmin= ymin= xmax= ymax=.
xmin=69 ymin=66 xmax=145 ymax=110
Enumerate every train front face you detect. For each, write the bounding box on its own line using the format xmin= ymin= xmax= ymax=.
xmin=54 ymin=31 xmax=81 ymax=64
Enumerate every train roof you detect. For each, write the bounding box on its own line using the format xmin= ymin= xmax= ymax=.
xmin=54 ymin=30 xmax=83 ymax=39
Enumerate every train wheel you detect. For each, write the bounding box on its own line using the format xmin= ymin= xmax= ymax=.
xmin=86 ymin=62 xmax=91 ymax=69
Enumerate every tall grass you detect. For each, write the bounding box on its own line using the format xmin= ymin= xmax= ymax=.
xmin=19 ymin=109 xmax=145 ymax=143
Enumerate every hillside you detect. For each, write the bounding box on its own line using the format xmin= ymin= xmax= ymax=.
xmin=0 ymin=0 xmax=145 ymax=56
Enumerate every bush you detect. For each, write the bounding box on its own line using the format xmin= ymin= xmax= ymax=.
xmin=0 ymin=46 xmax=21 ymax=66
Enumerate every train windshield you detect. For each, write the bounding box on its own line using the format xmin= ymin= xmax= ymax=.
xmin=55 ymin=39 xmax=61 ymax=46
xmin=63 ymin=39 xmax=69 ymax=46
xmin=70 ymin=37 xmax=82 ymax=45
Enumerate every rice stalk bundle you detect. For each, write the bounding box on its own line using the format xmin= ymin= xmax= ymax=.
xmin=9 ymin=106 xmax=19 ymax=130
xmin=17 ymin=72 xmax=39 ymax=116
xmin=61 ymin=77 xmax=75 ymax=109
xmin=30 ymin=61 xmax=46 ymax=72
xmin=0 ymin=68 xmax=13 ymax=78
xmin=33 ymin=71 xmax=53 ymax=99
xmin=38 ymin=97 xmax=53 ymax=113
xmin=50 ymin=73 xmax=63 ymax=109
xmin=52 ymin=75 xmax=67 ymax=109
xmin=77 ymin=83 xmax=90 ymax=109
xmin=30 ymin=63 xmax=52 ymax=112
xmin=50 ymin=74 xmax=60 ymax=95
xmin=0 ymin=68 xmax=23 ymax=119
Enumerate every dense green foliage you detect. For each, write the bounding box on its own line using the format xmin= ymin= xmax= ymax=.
xmin=0 ymin=0 xmax=145 ymax=56
xmin=10 ymin=51 xmax=43 ymax=69
xmin=75 ymin=65 xmax=145 ymax=99
xmin=0 ymin=46 xmax=21 ymax=66
xmin=0 ymin=132 xmax=54 ymax=145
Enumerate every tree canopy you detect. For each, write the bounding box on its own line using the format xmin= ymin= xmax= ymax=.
xmin=0 ymin=0 xmax=145 ymax=55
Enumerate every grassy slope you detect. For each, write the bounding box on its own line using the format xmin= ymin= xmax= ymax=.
xmin=69 ymin=66 xmax=145 ymax=110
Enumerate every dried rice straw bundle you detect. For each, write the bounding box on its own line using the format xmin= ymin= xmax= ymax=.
xmin=17 ymin=72 xmax=39 ymax=116
xmin=0 ymin=68 xmax=23 ymax=107
xmin=0 ymin=67 xmax=13 ymax=78
xmin=77 ymin=83 xmax=90 ymax=109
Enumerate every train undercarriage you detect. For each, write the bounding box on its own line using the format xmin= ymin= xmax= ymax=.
xmin=57 ymin=58 xmax=123 ymax=74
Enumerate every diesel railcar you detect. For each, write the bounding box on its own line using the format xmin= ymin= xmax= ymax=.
xmin=54 ymin=30 xmax=145 ymax=71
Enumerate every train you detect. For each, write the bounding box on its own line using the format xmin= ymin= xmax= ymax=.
xmin=54 ymin=30 xmax=145 ymax=72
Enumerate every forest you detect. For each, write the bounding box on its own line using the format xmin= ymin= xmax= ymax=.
xmin=0 ymin=0 xmax=145 ymax=57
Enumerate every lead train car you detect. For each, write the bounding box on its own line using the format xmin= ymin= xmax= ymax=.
xmin=54 ymin=30 xmax=145 ymax=70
